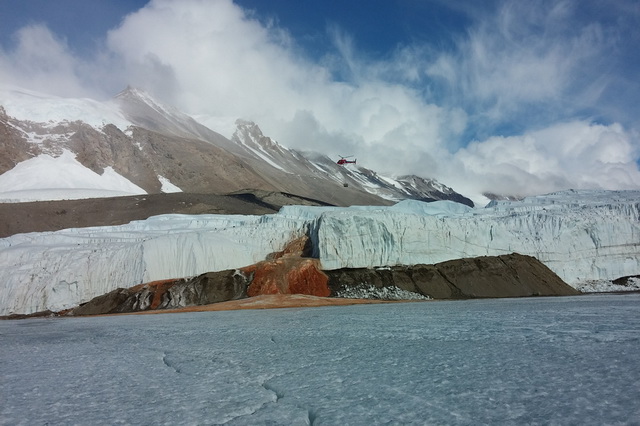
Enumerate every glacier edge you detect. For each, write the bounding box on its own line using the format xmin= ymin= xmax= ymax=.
xmin=1 ymin=190 xmax=639 ymax=315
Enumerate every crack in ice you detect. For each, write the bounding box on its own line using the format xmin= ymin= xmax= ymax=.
xmin=161 ymin=351 xmax=181 ymax=374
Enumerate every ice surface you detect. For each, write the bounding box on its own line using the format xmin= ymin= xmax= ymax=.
xmin=1 ymin=294 xmax=639 ymax=425
xmin=0 ymin=150 xmax=147 ymax=202
xmin=1 ymin=189 xmax=639 ymax=315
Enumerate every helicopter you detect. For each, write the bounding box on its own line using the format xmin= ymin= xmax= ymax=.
xmin=337 ymin=155 xmax=357 ymax=165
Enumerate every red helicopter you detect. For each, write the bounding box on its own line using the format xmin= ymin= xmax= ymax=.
xmin=337 ymin=155 xmax=357 ymax=165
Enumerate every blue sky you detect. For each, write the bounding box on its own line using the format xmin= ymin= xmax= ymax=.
xmin=1 ymin=0 xmax=639 ymax=200
xmin=0 ymin=1 xmax=147 ymax=52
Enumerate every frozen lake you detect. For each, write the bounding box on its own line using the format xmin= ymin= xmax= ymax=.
xmin=2 ymin=294 xmax=639 ymax=425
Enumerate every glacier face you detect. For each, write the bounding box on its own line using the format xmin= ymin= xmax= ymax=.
xmin=1 ymin=190 xmax=639 ymax=315
xmin=313 ymin=191 xmax=640 ymax=284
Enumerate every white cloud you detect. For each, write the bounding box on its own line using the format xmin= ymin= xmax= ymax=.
xmin=106 ymin=0 xmax=310 ymax=117
xmin=445 ymin=121 xmax=640 ymax=203
xmin=0 ymin=24 xmax=90 ymax=97
xmin=427 ymin=0 xmax=612 ymax=125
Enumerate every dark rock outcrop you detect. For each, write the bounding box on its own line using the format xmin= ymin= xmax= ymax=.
xmin=612 ymin=275 xmax=640 ymax=288
xmin=0 ymin=107 xmax=40 ymax=175
xmin=65 ymin=252 xmax=578 ymax=317
xmin=71 ymin=288 xmax=132 ymax=316
xmin=326 ymin=253 xmax=580 ymax=300
xmin=70 ymin=271 xmax=250 ymax=316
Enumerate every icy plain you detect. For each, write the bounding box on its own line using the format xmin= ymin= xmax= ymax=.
xmin=1 ymin=294 xmax=639 ymax=425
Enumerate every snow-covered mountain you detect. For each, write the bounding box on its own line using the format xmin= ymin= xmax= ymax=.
xmin=0 ymin=85 xmax=472 ymax=206
xmin=1 ymin=189 xmax=638 ymax=316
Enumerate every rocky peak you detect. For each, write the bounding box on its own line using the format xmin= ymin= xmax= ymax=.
xmin=232 ymin=119 xmax=283 ymax=153
xmin=483 ymin=192 xmax=525 ymax=202
xmin=396 ymin=174 xmax=474 ymax=207
xmin=114 ymin=86 xmax=154 ymax=104
xmin=113 ymin=86 xmax=180 ymax=122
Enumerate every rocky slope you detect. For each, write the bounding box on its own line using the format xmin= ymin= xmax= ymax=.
xmin=0 ymin=190 xmax=332 ymax=238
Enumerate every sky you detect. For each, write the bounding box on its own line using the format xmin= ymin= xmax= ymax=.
xmin=1 ymin=0 xmax=639 ymax=199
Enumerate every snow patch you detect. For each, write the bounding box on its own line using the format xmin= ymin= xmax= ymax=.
xmin=0 ymin=150 xmax=146 ymax=202
xmin=158 ymin=175 xmax=182 ymax=193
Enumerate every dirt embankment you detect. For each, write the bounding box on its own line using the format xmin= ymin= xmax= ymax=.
xmin=0 ymin=190 xmax=333 ymax=238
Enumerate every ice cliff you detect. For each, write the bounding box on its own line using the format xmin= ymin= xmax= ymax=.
xmin=0 ymin=214 xmax=309 ymax=316
xmin=1 ymin=190 xmax=639 ymax=315
xmin=311 ymin=190 xmax=640 ymax=283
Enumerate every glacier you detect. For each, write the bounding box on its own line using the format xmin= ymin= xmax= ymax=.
xmin=1 ymin=189 xmax=639 ymax=316
xmin=312 ymin=190 xmax=640 ymax=283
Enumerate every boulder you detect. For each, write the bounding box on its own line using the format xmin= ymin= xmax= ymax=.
xmin=71 ymin=288 xmax=133 ymax=316
xmin=436 ymin=253 xmax=579 ymax=298
xmin=156 ymin=270 xmax=248 ymax=310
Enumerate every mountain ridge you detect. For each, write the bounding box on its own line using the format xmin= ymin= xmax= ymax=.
xmin=0 ymin=85 xmax=473 ymax=207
